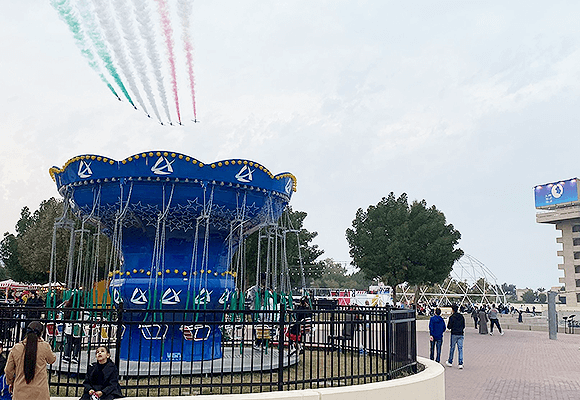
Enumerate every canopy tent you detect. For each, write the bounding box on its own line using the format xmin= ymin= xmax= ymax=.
xmin=40 ymin=282 xmax=66 ymax=289
xmin=0 ymin=279 xmax=38 ymax=290
xmin=0 ymin=280 xmax=41 ymax=302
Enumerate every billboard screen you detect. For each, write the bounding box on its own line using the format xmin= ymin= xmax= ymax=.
xmin=534 ymin=178 xmax=580 ymax=208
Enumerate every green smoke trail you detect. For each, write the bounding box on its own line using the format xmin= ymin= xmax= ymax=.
xmin=50 ymin=0 xmax=120 ymax=101
xmin=51 ymin=0 xmax=134 ymax=106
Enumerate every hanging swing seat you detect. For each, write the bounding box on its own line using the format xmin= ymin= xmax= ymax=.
xmin=285 ymin=317 xmax=313 ymax=350
xmin=255 ymin=325 xmax=273 ymax=341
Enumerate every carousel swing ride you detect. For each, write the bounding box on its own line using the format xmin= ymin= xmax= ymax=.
xmin=48 ymin=151 xmax=306 ymax=371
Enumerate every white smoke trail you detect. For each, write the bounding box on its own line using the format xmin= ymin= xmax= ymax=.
xmin=111 ymin=0 xmax=162 ymax=122
xmin=91 ymin=0 xmax=149 ymax=115
xmin=50 ymin=0 xmax=121 ymax=101
xmin=177 ymin=0 xmax=197 ymax=120
xmin=131 ymin=0 xmax=172 ymax=124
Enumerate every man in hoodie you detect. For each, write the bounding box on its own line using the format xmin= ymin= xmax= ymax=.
xmin=429 ymin=307 xmax=446 ymax=362
xmin=446 ymin=304 xmax=465 ymax=369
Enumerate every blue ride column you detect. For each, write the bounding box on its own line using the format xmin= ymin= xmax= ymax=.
xmin=50 ymin=151 xmax=296 ymax=362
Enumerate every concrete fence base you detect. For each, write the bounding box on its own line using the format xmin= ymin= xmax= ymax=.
xmin=52 ymin=356 xmax=444 ymax=400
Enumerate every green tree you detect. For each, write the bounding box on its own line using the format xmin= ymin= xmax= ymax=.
xmin=346 ymin=192 xmax=462 ymax=302
xmin=16 ymin=198 xmax=70 ymax=283
xmin=502 ymin=283 xmax=516 ymax=296
xmin=522 ymin=289 xmax=536 ymax=303
xmin=308 ymin=258 xmax=370 ymax=290
xmin=1 ymin=198 xmax=112 ymax=284
xmin=0 ymin=232 xmax=19 ymax=278
xmin=538 ymin=292 xmax=547 ymax=304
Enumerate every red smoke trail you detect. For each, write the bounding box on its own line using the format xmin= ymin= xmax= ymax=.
xmin=184 ymin=37 xmax=196 ymax=120
xmin=156 ymin=0 xmax=181 ymax=124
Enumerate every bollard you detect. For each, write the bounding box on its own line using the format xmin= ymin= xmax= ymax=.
xmin=547 ymin=291 xmax=557 ymax=340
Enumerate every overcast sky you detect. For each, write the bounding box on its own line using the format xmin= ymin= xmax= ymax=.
xmin=2 ymin=1 xmax=579 ymax=290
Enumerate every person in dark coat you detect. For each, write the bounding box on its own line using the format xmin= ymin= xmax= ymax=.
xmin=429 ymin=308 xmax=446 ymax=362
xmin=80 ymin=346 xmax=123 ymax=400
xmin=471 ymin=307 xmax=479 ymax=329
xmin=478 ymin=307 xmax=489 ymax=335
xmin=445 ymin=304 xmax=465 ymax=369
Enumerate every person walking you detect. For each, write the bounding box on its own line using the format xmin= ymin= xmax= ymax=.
xmin=445 ymin=304 xmax=465 ymax=369
xmin=478 ymin=307 xmax=489 ymax=335
xmin=471 ymin=307 xmax=479 ymax=329
xmin=488 ymin=304 xmax=504 ymax=335
xmin=5 ymin=321 xmax=56 ymax=400
xmin=429 ymin=308 xmax=446 ymax=362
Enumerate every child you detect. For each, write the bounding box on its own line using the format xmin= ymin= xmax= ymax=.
xmin=80 ymin=346 xmax=123 ymax=400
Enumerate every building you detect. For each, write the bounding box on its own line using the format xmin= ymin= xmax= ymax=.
xmin=535 ymin=178 xmax=580 ymax=307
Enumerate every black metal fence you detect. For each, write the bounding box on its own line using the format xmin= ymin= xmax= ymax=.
xmin=0 ymin=304 xmax=416 ymax=397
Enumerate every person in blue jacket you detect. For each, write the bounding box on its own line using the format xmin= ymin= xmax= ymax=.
xmin=429 ymin=307 xmax=446 ymax=363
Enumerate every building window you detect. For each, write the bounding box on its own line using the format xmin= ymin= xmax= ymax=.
xmin=577 ymin=293 xmax=580 ymax=303
xmin=575 ymin=252 xmax=580 ymax=260
xmin=573 ymin=225 xmax=580 ymax=232
xmin=574 ymin=238 xmax=580 ymax=246
xmin=576 ymin=266 xmax=580 ymax=274
xmin=577 ymin=279 xmax=580 ymax=287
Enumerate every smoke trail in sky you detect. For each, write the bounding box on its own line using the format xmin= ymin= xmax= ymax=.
xmin=50 ymin=0 xmax=120 ymax=100
xmin=155 ymin=0 xmax=181 ymax=124
xmin=92 ymin=0 xmax=148 ymax=114
xmin=75 ymin=0 xmax=134 ymax=106
xmin=112 ymin=0 xmax=162 ymax=122
xmin=132 ymin=0 xmax=172 ymax=124
xmin=177 ymin=0 xmax=197 ymax=120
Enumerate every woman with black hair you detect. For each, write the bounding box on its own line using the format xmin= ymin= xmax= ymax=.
xmin=5 ymin=321 xmax=56 ymax=400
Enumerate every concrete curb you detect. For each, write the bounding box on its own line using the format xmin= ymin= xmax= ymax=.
xmin=52 ymin=356 xmax=444 ymax=400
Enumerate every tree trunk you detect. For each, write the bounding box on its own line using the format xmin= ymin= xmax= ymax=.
xmin=414 ymin=285 xmax=420 ymax=308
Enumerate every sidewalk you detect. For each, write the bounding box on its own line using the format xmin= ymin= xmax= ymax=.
xmin=417 ymin=327 xmax=580 ymax=400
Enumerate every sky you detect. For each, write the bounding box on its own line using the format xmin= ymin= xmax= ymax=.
xmin=1 ymin=0 xmax=579 ymax=290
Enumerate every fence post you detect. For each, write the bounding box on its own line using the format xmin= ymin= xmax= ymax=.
xmin=115 ymin=301 xmax=124 ymax=368
xmin=277 ymin=303 xmax=285 ymax=392
xmin=386 ymin=306 xmax=392 ymax=380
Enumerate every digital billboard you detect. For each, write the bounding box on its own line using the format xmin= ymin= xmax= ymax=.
xmin=534 ymin=178 xmax=580 ymax=209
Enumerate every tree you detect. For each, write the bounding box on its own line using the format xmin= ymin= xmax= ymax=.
xmin=521 ymin=289 xmax=536 ymax=303
xmin=346 ymin=192 xmax=462 ymax=302
xmin=538 ymin=292 xmax=547 ymax=304
xmin=308 ymin=258 xmax=370 ymax=290
xmin=16 ymin=198 xmax=70 ymax=283
xmin=501 ymin=283 xmax=516 ymax=296
xmin=1 ymin=198 xmax=112 ymax=284
xmin=0 ymin=232 xmax=19 ymax=278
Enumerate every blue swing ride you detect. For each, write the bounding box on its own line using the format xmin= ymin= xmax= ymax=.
xmin=49 ymin=151 xmax=299 ymax=363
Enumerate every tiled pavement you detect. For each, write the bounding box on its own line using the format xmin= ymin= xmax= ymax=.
xmin=417 ymin=327 xmax=580 ymax=400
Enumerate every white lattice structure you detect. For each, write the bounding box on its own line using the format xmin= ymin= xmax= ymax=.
xmin=398 ymin=254 xmax=507 ymax=306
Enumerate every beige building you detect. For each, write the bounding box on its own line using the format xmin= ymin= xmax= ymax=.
xmin=536 ymin=205 xmax=580 ymax=307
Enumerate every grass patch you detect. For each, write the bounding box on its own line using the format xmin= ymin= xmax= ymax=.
xmin=50 ymin=347 xmax=417 ymax=397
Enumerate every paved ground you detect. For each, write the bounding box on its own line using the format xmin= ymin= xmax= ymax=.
xmin=417 ymin=326 xmax=580 ymax=400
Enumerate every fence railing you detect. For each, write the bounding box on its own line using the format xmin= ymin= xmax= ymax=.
xmin=0 ymin=304 xmax=416 ymax=397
